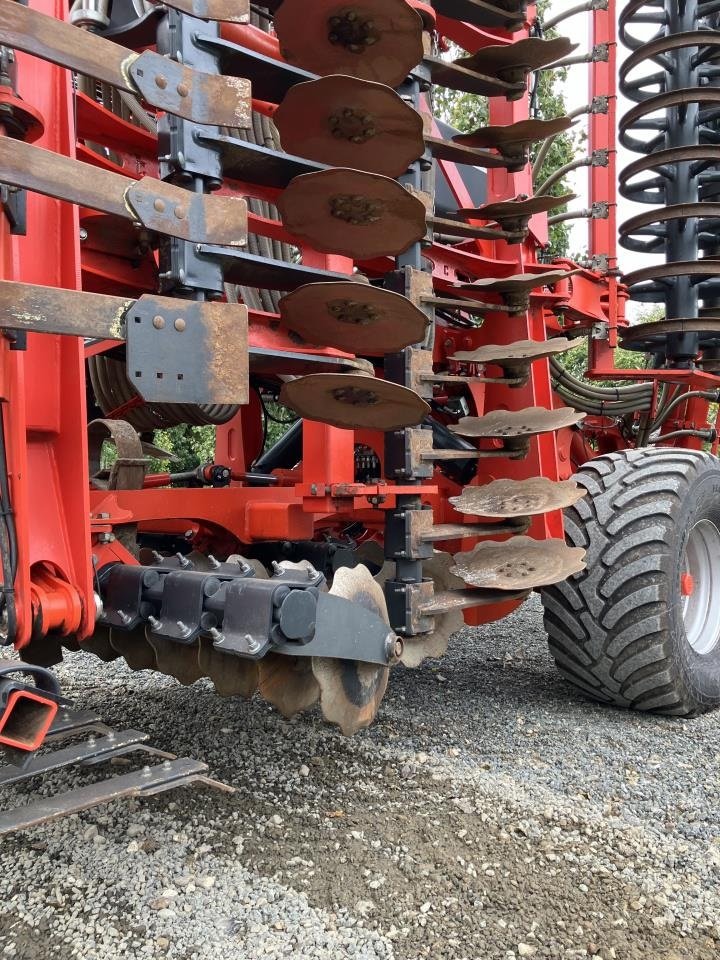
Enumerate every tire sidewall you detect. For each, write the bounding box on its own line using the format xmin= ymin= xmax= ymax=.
xmin=668 ymin=461 xmax=720 ymax=706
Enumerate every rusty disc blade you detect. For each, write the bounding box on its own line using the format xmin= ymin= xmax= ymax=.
xmin=453 ymin=117 xmax=575 ymax=151
xmin=109 ymin=627 xmax=157 ymax=672
xmin=145 ymin=632 xmax=206 ymax=686
xmin=455 ymin=269 xmax=574 ymax=296
xmin=257 ymin=653 xmax=321 ymax=717
xmin=450 ymin=478 xmax=586 ymax=519
xmin=312 ymin=565 xmax=391 ymax=735
xmin=280 ymin=373 xmax=429 ymax=431
xmin=401 ymin=552 xmax=465 ymax=669
xmin=198 ymin=636 xmax=259 ymax=699
xmin=452 ymin=537 xmax=586 ymax=590
xmin=450 ymin=406 xmax=585 ymax=439
xmin=452 ymin=338 xmax=575 ymax=374
xmin=458 ymin=193 xmax=575 ymax=224
xmin=278 ymin=168 xmax=427 ymax=260
xmin=81 ymin=625 xmax=121 ymax=663
xmin=273 ymin=75 xmax=425 ymax=178
xmin=273 ymin=0 xmax=424 ymax=89
xmin=456 ymin=37 xmax=577 ymax=83
xmin=279 ymin=281 xmax=430 ymax=355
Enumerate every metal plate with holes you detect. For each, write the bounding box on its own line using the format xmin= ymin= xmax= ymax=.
xmin=451 ymin=537 xmax=587 ymax=591
xmin=279 ymin=282 xmax=430 ymax=356
xmin=280 ymin=373 xmax=429 ymax=431
xmin=126 ymin=297 xmax=248 ymax=406
xmin=450 ymin=406 xmax=585 ymax=439
xmin=273 ymin=75 xmax=425 ymax=178
xmin=273 ymin=0 xmax=425 ymax=89
xmin=0 ymin=139 xmax=247 ymax=246
xmin=277 ymin=168 xmax=428 ymax=260
xmin=456 ymin=37 xmax=577 ymax=84
xmin=449 ymin=478 xmax=587 ymax=518
xmin=129 ymin=50 xmax=251 ymax=129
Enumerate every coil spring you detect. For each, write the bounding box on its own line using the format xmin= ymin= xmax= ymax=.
xmin=619 ymin=0 xmax=720 ymax=365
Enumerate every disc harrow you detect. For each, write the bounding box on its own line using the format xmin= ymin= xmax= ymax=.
xmin=0 ymin=0 xmax=638 ymax=831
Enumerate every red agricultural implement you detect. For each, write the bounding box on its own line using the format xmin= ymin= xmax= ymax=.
xmin=1 ymin=0 xmax=719 ymax=831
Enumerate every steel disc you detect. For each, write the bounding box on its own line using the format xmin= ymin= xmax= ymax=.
xmin=401 ymin=552 xmax=465 ymax=668
xmin=456 ymin=37 xmax=576 ymax=83
xmin=312 ymin=564 xmax=392 ymax=735
xmin=257 ymin=653 xmax=321 ymax=718
xmin=109 ymin=627 xmax=157 ymax=672
xmin=280 ymin=373 xmax=429 ymax=431
xmin=458 ymin=193 xmax=575 ymax=225
xmin=452 ymin=537 xmax=586 ymax=590
xmin=273 ymin=0 xmax=424 ymax=89
xmin=198 ymin=636 xmax=259 ymax=699
xmin=145 ymin=631 xmax=206 ymax=686
xmin=81 ymin=624 xmax=120 ymax=663
xmin=450 ymin=406 xmax=585 ymax=439
xmin=453 ymin=117 xmax=575 ymax=151
xmin=279 ymin=282 xmax=429 ymax=355
xmin=273 ymin=75 xmax=425 ymax=178
xmin=450 ymin=478 xmax=586 ymax=518
xmin=277 ymin=168 xmax=427 ymax=260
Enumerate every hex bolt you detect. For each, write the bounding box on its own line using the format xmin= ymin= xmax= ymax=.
xmin=152 ymin=551 xmax=164 ymax=564
xmin=208 ymin=555 xmax=221 ymax=569
xmin=176 ymin=620 xmax=191 ymax=637
xmin=272 ymin=561 xmax=282 ymax=575
xmin=208 ymin=626 xmax=225 ymax=644
xmin=306 ymin=567 xmax=317 ymax=580
xmin=147 ymin=616 xmax=161 ymax=630
xmin=118 ymin=609 xmax=131 ymax=625
xmin=176 ymin=552 xmax=191 ymax=568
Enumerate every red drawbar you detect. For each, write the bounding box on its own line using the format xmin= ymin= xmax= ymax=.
xmin=0 ymin=689 xmax=58 ymax=752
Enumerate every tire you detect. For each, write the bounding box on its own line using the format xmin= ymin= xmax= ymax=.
xmin=540 ymin=448 xmax=720 ymax=716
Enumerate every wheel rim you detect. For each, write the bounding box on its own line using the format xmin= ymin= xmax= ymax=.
xmin=682 ymin=519 xmax=720 ymax=655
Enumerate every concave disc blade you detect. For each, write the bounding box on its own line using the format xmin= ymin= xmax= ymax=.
xmin=277 ymin=167 xmax=427 ymax=260
xmin=450 ymin=406 xmax=585 ymax=439
xmin=273 ymin=0 xmax=424 ymax=89
xmin=449 ymin=478 xmax=586 ymax=518
xmin=452 ymin=537 xmax=586 ymax=590
xmin=312 ymin=565 xmax=391 ymax=735
xmin=257 ymin=653 xmax=321 ymax=718
xmin=401 ymin=552 xmax=465 ymax=669
xmin=198 ymin=636 xmax=259 ymax=699
xmin=279 ymin=281 xmax=429 ymax=356
xmin=280 ymin=373 xmax=429 ymax=431
xmin=274 ymin=75 xmax=424 ymax=178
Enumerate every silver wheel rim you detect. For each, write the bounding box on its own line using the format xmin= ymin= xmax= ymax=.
xmin=682 ymin=519 xmax=720 ymax=656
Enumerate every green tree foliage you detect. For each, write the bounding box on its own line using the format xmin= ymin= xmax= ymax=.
xmin=153 ymin=424 xmax=216 ymax=472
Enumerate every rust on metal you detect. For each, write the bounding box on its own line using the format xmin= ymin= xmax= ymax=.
xmin=129 ymin=51 xmax=251 ymax=129
xmin=456 ymin=37 xmax=577 ymax=84
xmin=273 ymin=75 xmax=424 ymax=178
xmin=258 ymin=654 xmax=321 ymax=717
xmin=312 ymin=566 xmax=391 ymax=735
xmin=280 ymin=373 xmax=429 ymax=431
xmin=0 ymin=280 xmax=131 ymax=340
xmin=451 ymin=337 xmax=575 ymax=384
xmin=453 ymin=117 xmax=575 ymax=169
xmin=427 ymin=57 xmax=525 ymax=100
xmin=402 ymin=552 xmax=465 ymax=668
xmin=458 ymin=193 xmax=576 ymax=232
xmin=145 ymin=634 xmax=206 ymax=687
xmin=450 ymin=406 xmax=585 ymax=440
xmin=87 ymin=419 xmax=146 ymax=491
xmin=0 ymin=139 xmax=247 ymax=246
xmin=277 ymin=168 xmax=427 ymax=260
xmin=452 ymin=537 xmax=586 ymax=591
xmin=454 ymin=269 xmax=575 ymax=313
xmin=279 ymin=281 xmax=430 ymax=356
xmin=449 ymin=478 xmax=587 ymax=519
xmin=274 ymin=0 xmax=424 ymax=89
xmin=0 ymin=1 xmax=251 ymax=127
xmin=425 ymin=136 xmax=510 ymax=169
xmin=431 ymin=0 xmax=527 ymax=31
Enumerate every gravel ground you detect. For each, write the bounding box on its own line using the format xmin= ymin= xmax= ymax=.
xmin=1 ymin=596 xmax=719 ymax=960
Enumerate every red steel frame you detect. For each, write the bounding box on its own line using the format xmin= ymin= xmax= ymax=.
xmin=1 ymin=0 xmax=711 ymax=657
